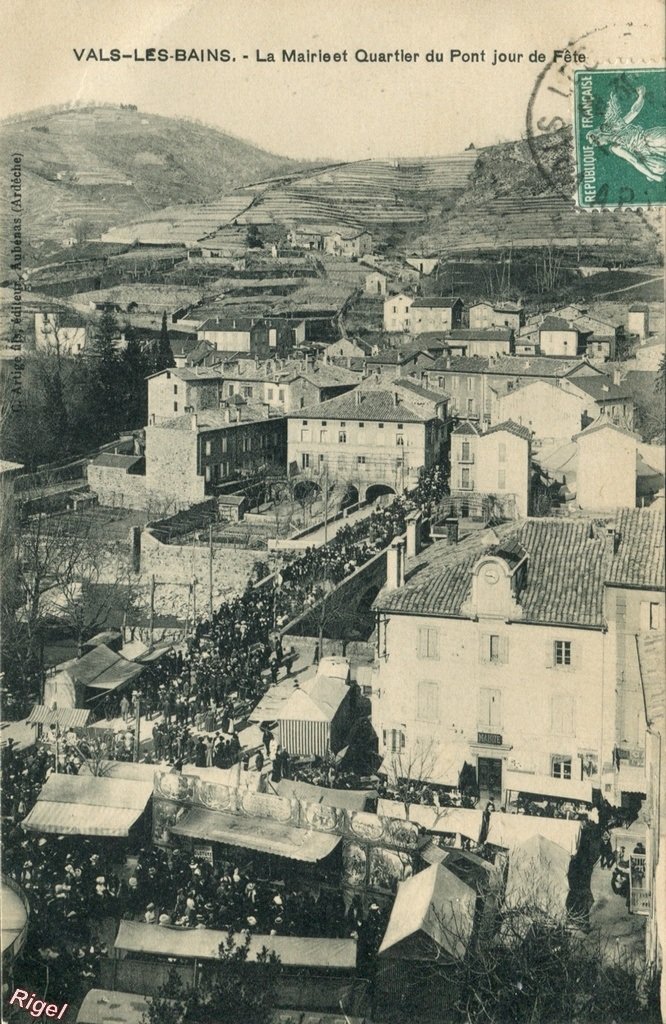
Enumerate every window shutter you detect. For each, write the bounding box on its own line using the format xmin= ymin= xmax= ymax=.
xmin=639 ymin=602 xmax=650 ymax=632
xmin=570 ymin=640 xmax=580 ymax=670
xmin=382 ymin=729 xmax=387 ymax=748
xmin=499 ymin=636 xmax=509 ymax=665
xmin=547 ymin=640 xmax=555 ymax=667
xmin=479 ymin=633 xmax=489 ymax=664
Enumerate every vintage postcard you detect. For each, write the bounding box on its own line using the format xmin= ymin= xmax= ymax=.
xmin=1 ymin=2 xmax=665 ymax=1023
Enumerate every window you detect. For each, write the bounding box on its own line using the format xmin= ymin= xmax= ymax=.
xmin=340 ymin=421 xmax=346 ymax=427
xmin=418 ymin=681 xmax=439 ymax=721
xmin=301 ymin=453 xmax=310 ymax=469
xmin=397 ymin=423 xmax=403 ymax=430
xmin=338 ymin=431 xmax=347 ymax=443
xmin=479 ymin=688 xmax=501 ymax=728
xmin=641 ymin=601 xmax=664 ymax=631
xmin=321 ymin=420 xmax=328 ymax=426
xmin=319 ymin=454 xmax=326 ymax=463
xmin=498 ymin=442 xmax=506 ymax=463
xmin=461 ymin=441 xmax=470 ymax=461
xmin=417 ymin=626 xmax=439 ymax=660
xmin=320 ymin=429 xmax=328 ymax=443
xmin=267 ymin=388 xmax=274 ymax=400
xmin=489 ymin=634 xmax=500 ymax=663
xmin=174 ymin=401 xmax=178 ymax=412
xmin=383 ymin=729 xmax=406 ymax=754
xmin=467 ymin=377 xmax=473 ymax=391
xmin=300 ymin=429 xmax=310 ymax=442
xmin=242 ymin=386 xmax=253 ymax=398
xmin=554 ymin=640 xmax=572 ymax=666
xmin=302 ymin=420 xmax=308 ymax=425
xmin=173 ymin=384 xmax=178 ymax=395
xmin=552 ymin=755 xmax=572 ymax=780
xmin=278 ymin=389 xmax=285 ymax=403
xmin=166 ymin=371 xmax=171 ymax=380
xmin=221 ymin=436 xmax=228 ymax=454
xmin=461 ymin=467 xmax=471 ymax=489
xmin=359 ymin=422 xmax=364 ymax=428
xmin=551 ymin=694 xmax=574 ymax=735
xmin=228 ymin=384 xmax=235 ymax=396
xmin=396 ymin=434 xmax=404 ymax=446
xmin=467 ymin=398 xmax=475 ymax=414
xmin=357 ymin=455 xmax=366 ymax=465
xmin=498 ymin=469 xmax=506 ymax=489
xmin=204 ymin=440 xmax=212 ymax=456
xmin=378 ymin=423 xmax=384 ymax=430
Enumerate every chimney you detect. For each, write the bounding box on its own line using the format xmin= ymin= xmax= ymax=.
xmin=405 ymin=511 xmax=422 ymax=559
xmin=191 ymin=413 xmax=198 ymax=430
xmin=223 ymin=407 xmax=231 ymax=423
xmin=605 ymin=524 xmax=620 ymax=556
xmin=612 ymin=369 xmax=622 ymax=386
xmin=386 ymin=538 xmax=406 ymax=590
xmin=393 ymin=391 xmax=400 ymax=407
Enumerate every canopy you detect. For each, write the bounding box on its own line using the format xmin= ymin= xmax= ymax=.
xmin=504 ymin=770 xmax=593 ymax=804
xmin=279 ymin=676 xmax=349 ymax=723
xmin=1 ymin=879 xmax=29 ymax=959
xmin=76 ymin=990 xmax=158 ymax=1024
xmin=114 ymin=921 xmax=356 ymax=969
xmin=249 ymin=677 xmax=303 ymax=722
xmin=377 ymin=800 xmax=483 ymax=843
xmin=504 ymin=834 xmax=571 ymax=920
xmin=21 ymin=774 xmax=152 ymax=837
xmin=486 ymin=813 xmax=582 ymax=856
xmin=27 ymin=705 xmax=91 ymax=729
xmin=275 ymin=779 xmax=373 ymax=812
xmin=170 ymin=807 xmax=341 ymax=862
xmin=378 ymin=863 xmax=476 ymax=961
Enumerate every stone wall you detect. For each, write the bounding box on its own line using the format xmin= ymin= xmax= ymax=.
xmin=140 ymin=528 xmax=260 ymax=599
xmin=87 ymin=464 xmax=186 ymax=515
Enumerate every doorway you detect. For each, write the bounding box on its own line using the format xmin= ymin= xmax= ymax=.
xmin=478 ymin=756 xmax=502 ymax=800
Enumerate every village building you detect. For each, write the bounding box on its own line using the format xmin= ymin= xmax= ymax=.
xmin=287 ymin=379 xmax=450 ymax=502
xmin=364 ymin=271 xmax=388 ymax=296
xmin=217 ymin=356 xmax=362 ymax=413
xmin=322 ymin=337 xmax=375 ymax=360
xmin=632 ymin=338 xmax=664 ymax=371
xmin=410 ymin=297 xmax=464 ymax=335
xmin=371 ymin=510 xmax=664 ymax=808
xmin=628 ymin=303 xmax=650 ymax=341
xmin=383 ymin=293 xmax=414 ymax=333
xmin=445 ymin=328 xmax=514 ymax=359
xmin=365 ymin=348 xmax=436 ymax=378
xmin=422 ymin=355 xmax=606 ymax=425
xmin=538 ymin=316 xmax=584 ymax=358
xmin=148 ymin=366 xmax=223 ymax=422
xmin=468 ymin=300 xmax=525 ymax=332
xmin=323 ymin=228 xmax=373 ymax=259
xmin=450 ymin=420 xmax=531 ymax=518
xmin=196 ymin=316 xmax=297 ymax=356
xmin=404 ymin=255 xmax=439 ymax=276
xmin=34 ymin=312 xmax=88 ymax=355
xmin=491 ymin=378 xmax=590 ymax=446
xmin=559 ymin=373 xmax=635 ymax=428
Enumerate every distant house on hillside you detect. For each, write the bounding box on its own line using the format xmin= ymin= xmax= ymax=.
xmin=405 ymin=255 xmax=438 ymax=276
xmin=628 ymin=304 xmax=650 ymax=341
xmin=383 ymin=293 xmax=414 ymax=333
xmin=35 ymin=312 xmax=88 ymax=355
xmin=469 ymin=300 xmax=524 ymax=332
xmin=445 ymin=328 xmax=514 ymax=359
xmin=323 ymin=229 xmax=373 ymax=259
xmin=197 ymin=317 xmax=294 ymax=357
xmin=538 ymin=316 xmax=583 ymax=358
xmin=410 ymin=296 xmax=464 ymax=335
xmin=364 ymin=271 xmax=388 ymax=296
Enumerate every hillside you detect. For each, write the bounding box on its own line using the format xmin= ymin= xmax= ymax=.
xmin=0 ymin=105 xmax=301 ymax=249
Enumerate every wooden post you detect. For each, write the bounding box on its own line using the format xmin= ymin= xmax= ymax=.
xmin=149 ymin=574 xmax=155 ymax=649
xmin=323 ymin=463 xmax=329 ymax=546
xmin=133 ymin=696 xmax=141 ymax=763
xmin=208 ymin=524 xmax=214 ymax=619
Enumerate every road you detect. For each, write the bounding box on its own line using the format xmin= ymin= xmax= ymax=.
xmin=298 ymin=501 xmax=380 ymax=546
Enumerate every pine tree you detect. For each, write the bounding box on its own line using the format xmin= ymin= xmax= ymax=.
xmin=152 ymin=310 xmax=175 ymax=372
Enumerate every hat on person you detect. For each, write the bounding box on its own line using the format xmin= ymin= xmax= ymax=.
xmin=273 ymin=895 xmax=283 ymax=906
xmin=159 ymin=914 xmax=171 ymax=925
xmin=246 ymin=916 xmax=257 ymax=926
xmin=146 ymin=902 xmax=155 ymax=910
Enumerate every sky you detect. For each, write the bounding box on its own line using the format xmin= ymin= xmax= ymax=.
xmin=3 ymin=0 xmax=663 ymax=161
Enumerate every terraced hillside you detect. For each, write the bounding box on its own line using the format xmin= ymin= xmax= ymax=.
xmin=0 ymin=106 xmax=300 ymax=247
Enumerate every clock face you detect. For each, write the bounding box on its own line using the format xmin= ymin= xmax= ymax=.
xmin=483 ymin=566 xmax=499 ymax=585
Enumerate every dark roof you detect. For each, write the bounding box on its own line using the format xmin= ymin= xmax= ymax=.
xmin=294 ymin=388 xmax=437 ymax=423
xmin=606 ymin=509 xmax=664 ymax=589
xmin=540 ymin=316 xmax=579 ymax=332
xmin=395 ymin=378 xmax=448 ymax=402
xmin=199 ymin=317 xmax=259 ymax=332
xmin=431 ymin=356 xmax=491 ymax=372
xmin=92 ymin=453 xmax=143 ymax=470
xmin=411 ymin=296 xmax=463 ymax=309
xmin=567 ymin=375 xmax=633 ymax=401
xmin=452 ymin=421 xmax=481 ymax=436
xmin=484 ymin=420 xmax=531 ymax=441
xmin=447 ymin=329 xmax=513 ymax=342
xmin=629 ymin=304 xmax=650 ymax=312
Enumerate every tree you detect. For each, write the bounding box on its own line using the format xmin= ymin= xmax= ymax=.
xmin=656 ymin=352 xmax=666 ymax=393
xmin=152 ymin=311 xmax=175 ymax=373
xmin=143 ymin=933 xmax=281 ymax=1024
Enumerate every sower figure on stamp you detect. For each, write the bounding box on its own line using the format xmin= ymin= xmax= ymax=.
xmin=587 ymin=85 xmax=666 ymax=183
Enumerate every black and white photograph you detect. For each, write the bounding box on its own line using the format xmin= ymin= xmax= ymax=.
xmin=1 ymin=2 xmax=665 ymax=1022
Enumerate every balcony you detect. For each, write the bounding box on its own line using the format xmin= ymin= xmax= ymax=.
xmin=457 ymin=453 xmax=475 ymax=464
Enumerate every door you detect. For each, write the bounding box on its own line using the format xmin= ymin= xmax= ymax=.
xmin=478 ymin=757 xmax=502 ymax=799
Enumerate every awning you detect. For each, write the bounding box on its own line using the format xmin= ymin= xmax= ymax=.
xmin=22 ymin=802 xmax=142 ymax=837
xmin=377 ymin=800 xmax=483 ymax=843
xmin=504 ymin=770 xmax=593 ymax=804
xmin=85 ymin=659 xmax=144 ymax=693
xmin=21 ymin=774 xmax=153 ymax=837
xmin=486 ymin=813 xmax=582 ymax=856
xmin=170 ymin=807 xmax=341 ymax=862
xmin=76 ymin=989 xmax=160 ymax=1024
xmin=275 ymin=779 xmax=373 ymax=812
xmin=114 ymin=920 xmax=356 ymax=968
xmin=27 ymin=705 xmax=91 ymax=729
xmin=504 ymin=834 xmax=571 ymax=920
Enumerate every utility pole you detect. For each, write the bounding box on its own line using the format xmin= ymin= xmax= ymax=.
xmin=323 ymin=463 xmax=329 ymax=545
xmin=192 ymin=577 xmax=197 ymax=624
xmin=149 ymin=574 xmax=155 ymax=650
xmin=208 ymin=523 xmax=214 ymax=619
xmin=133 ymin=695 xmax=141 ymax=763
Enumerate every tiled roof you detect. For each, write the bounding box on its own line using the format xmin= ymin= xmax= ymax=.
xmin=376 ymin=513 xmax=664 ymax=625
xmin=294 ymin=388 xmax=435 ymax=423
xmin=92 ymin=454 xmax=143 ymax=470
xmin=148 ymin=366 xmax=222 ymax=382
xmin=411 ymin=296 xmax=462 ymax=309
xmin=452 ymin=421 xmax=481 ymax=436
xmin=573 ymin=418 xmax=640 ymax=442
xmin=447 ymin=329 xmax=513 ymax=342
xmin=567 ymin=375 xmax=632 ymax=401
xmin=394 ymin=378 xmax=448 ymax=402
xmin=199 ymin=317 xmax=258 ymax=332
xmin=606 ymin=509 xmax=664 ymax=589
xmin=432 ymin=356 xmax=491 ymax=372
xmin=484 ymin=420 xmax=531 ymax=441
xmin=540 ymin=316 xmax=579 ymax=332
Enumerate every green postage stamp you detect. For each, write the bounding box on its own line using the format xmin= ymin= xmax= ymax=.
xmin=573 ymin=67 xmax=666 ymax=208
